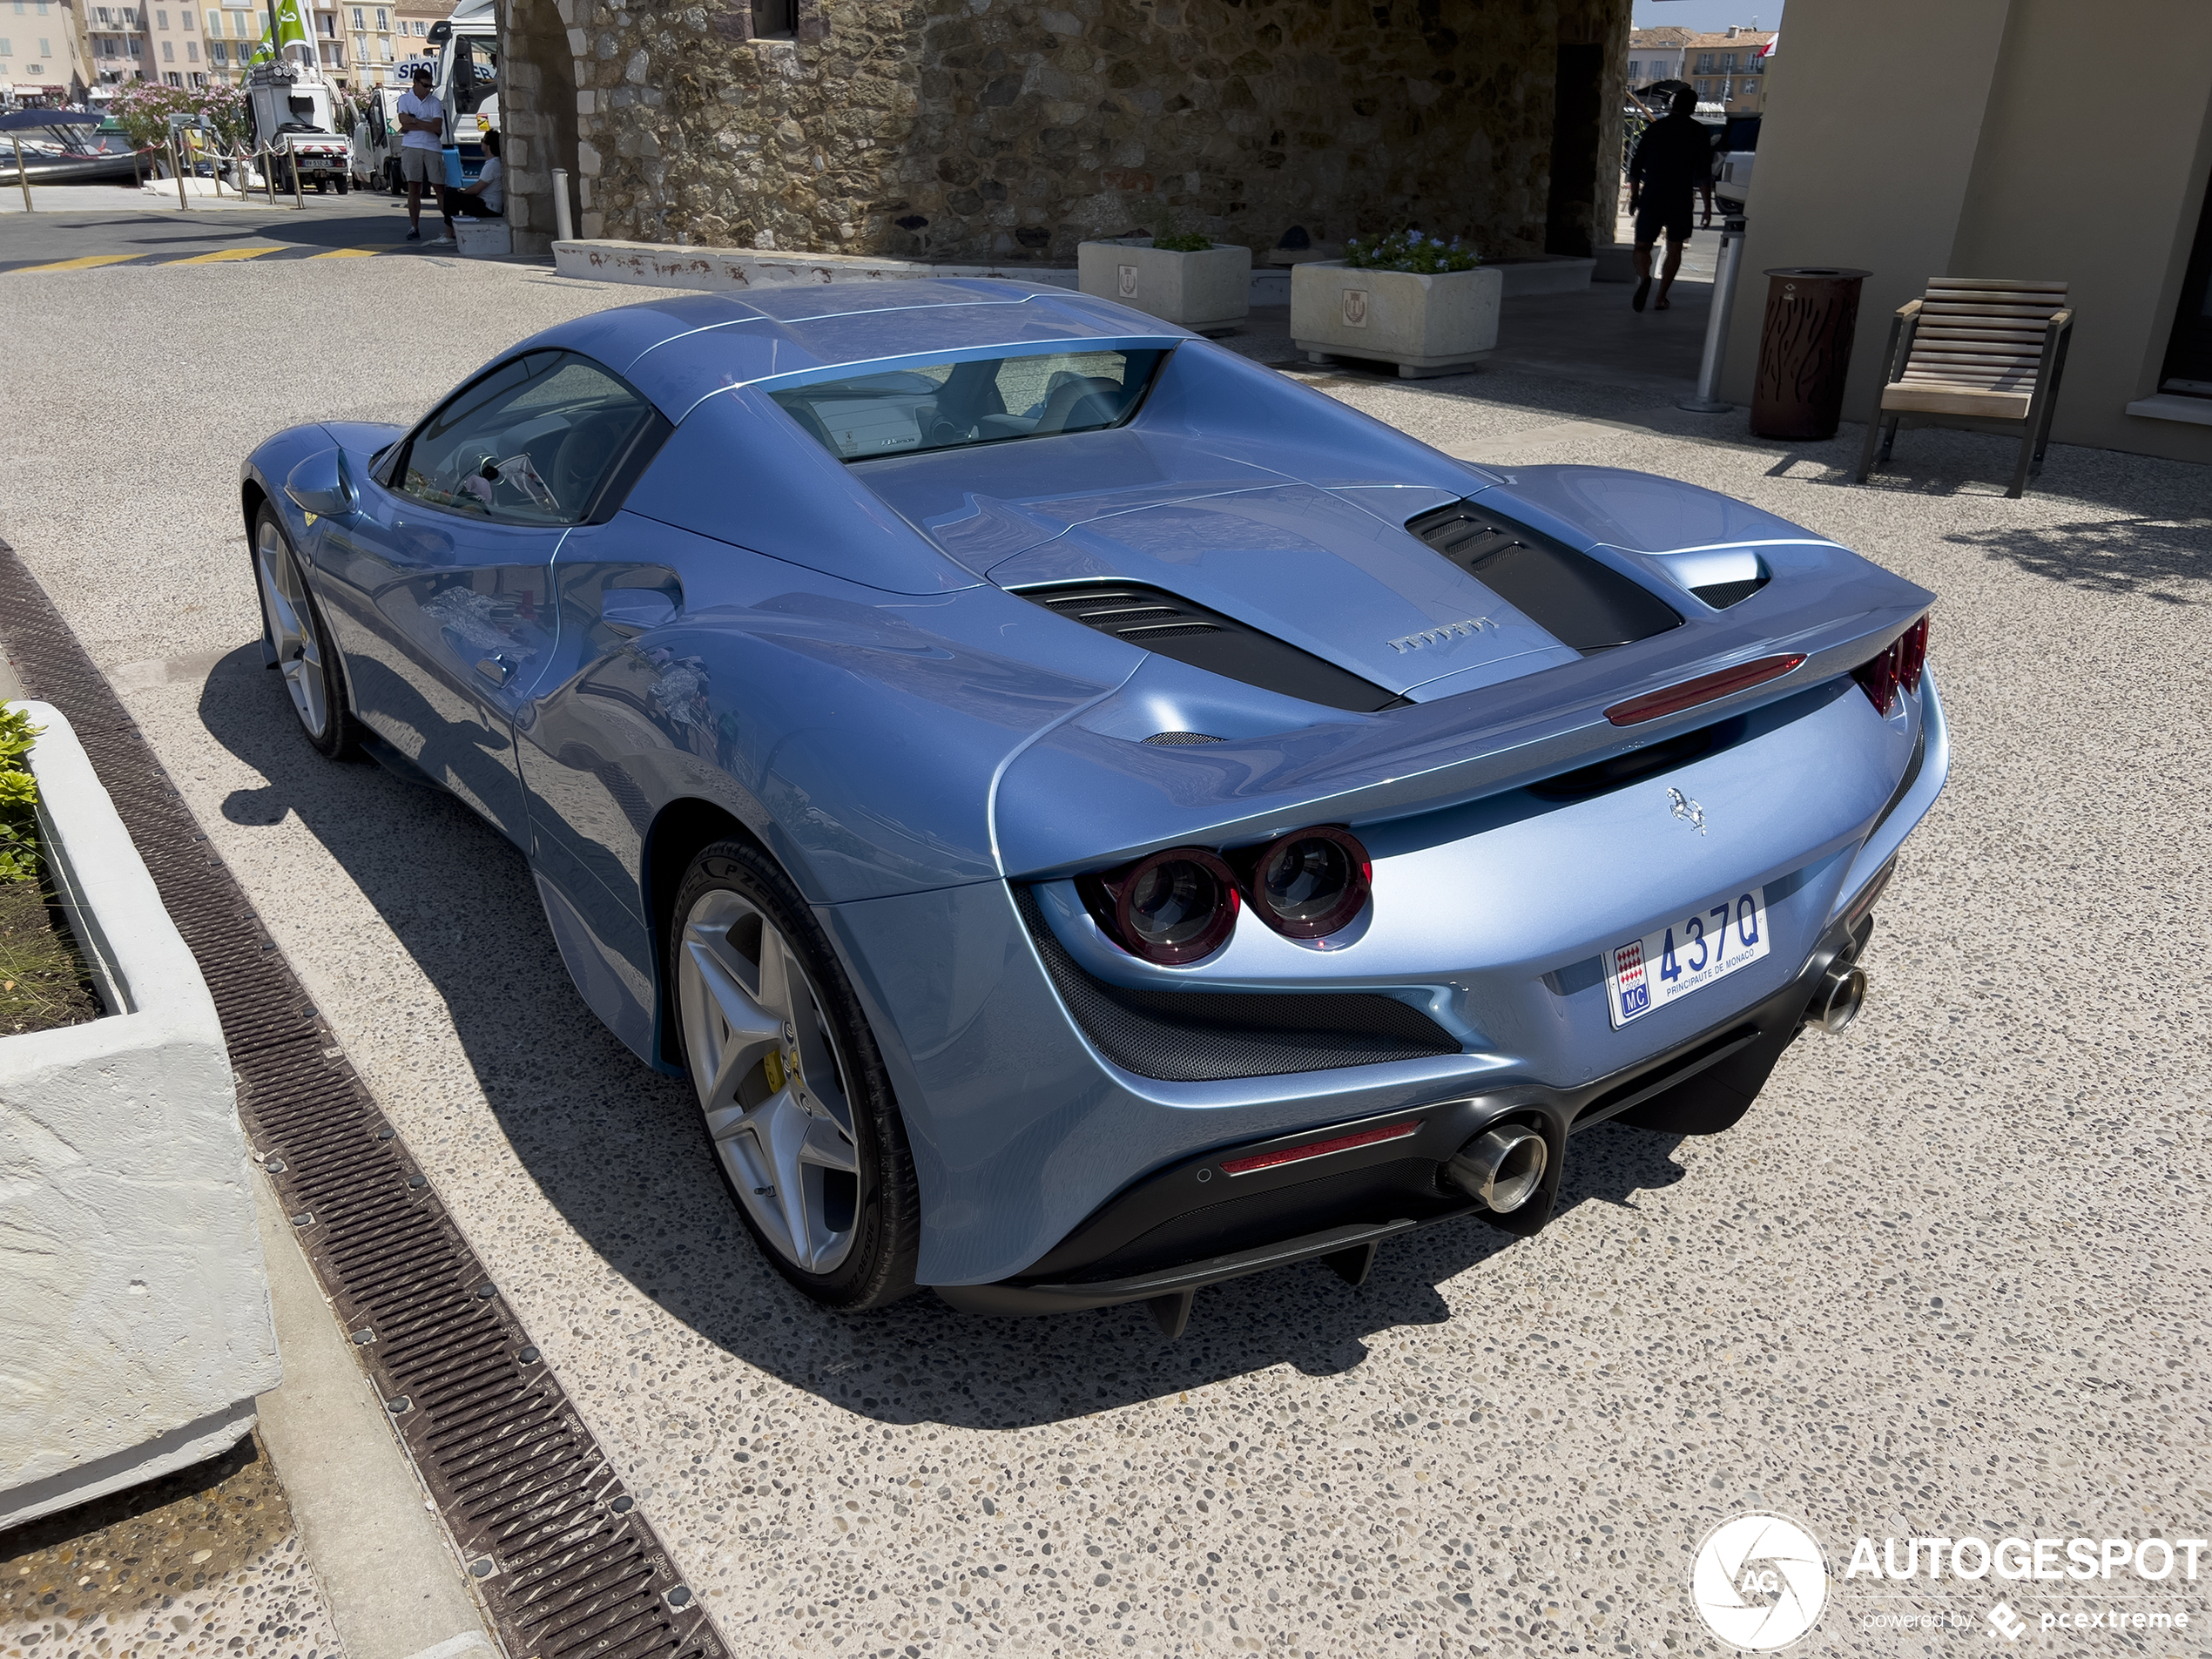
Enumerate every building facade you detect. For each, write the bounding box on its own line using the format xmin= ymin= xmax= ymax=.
xmin=6 ymin=0 xmax=95 ymax=101
xmin=1722 ymin=0 xmax=2212 ymax=462
xmin=1625 ymin=24 xmax=1686 ymax=92
xmin=497 ymin=0 xmax=1634 ymax=268
xmin=1684 ymin=26 xmax=1770 ymax=114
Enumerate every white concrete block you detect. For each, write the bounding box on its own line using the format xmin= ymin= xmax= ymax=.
xmin=1291 ymin=260 xmax=1502 ymax=378
xmin=0 ymin=702 xmax=278 ymax=1531
xmin=1076 ymin=238 xmax=1250 ymax=330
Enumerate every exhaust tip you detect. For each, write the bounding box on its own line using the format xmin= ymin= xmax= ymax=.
xmin=1445 ymin=1125 xmax=1548 ymax=1214
xmin=1810 ymin=961 xmax=1867 ymax=1034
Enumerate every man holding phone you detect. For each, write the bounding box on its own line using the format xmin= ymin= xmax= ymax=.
xmin=395 ymin=65 xmax=450 ymax=243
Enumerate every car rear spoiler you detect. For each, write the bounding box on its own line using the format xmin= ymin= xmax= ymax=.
xmin=993 ymin=565 xmax=1932 ymax=877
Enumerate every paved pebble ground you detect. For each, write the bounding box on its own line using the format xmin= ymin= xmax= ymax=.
xmin=1 ymin=257 xmax=2208 ymax=1656
xmin=1 ymin=1437 xmax=342 ymax=1657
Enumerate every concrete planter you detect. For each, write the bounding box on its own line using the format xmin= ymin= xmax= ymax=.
xmin=1078 ymin=239 xmax=1251 ymax=332
xmin=0 ymin=702 xmax=278 ymax=1530
xmin=1291 ymin=260 xmax=1503 ymax=378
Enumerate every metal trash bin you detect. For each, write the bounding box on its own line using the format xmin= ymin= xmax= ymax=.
xmin=1750 ymin=266 xmax=1871 ymax=440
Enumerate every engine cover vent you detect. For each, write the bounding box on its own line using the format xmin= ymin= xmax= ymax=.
xmin=1406 ymin=502 xmax=1682 ymax=654
xmin=1011 ymin=583 xmax=1403 ymax=713
xmin=1691 ymin=576 xmax=1770 ymax=609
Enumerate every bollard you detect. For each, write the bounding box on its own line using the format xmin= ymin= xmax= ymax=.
xmin=551 ymin=165 xmax=574 ymax=242
xmin=265 ymin=146 xmax=277 ymax=206
xmin=1678 ymin=216 xmax=1747 ymax=414
xmin=292 ymin=145 xmax=305 ymax=210
xmin=12 ymin=136 xmax=30 ymax=213
xmin=172 ymin=134 xmax=190 ymax=210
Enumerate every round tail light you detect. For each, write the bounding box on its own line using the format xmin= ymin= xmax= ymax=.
xmin=1083 ymin=847 xmax=1240 ymax=964
xmin=1248 ymin=826 xmax=1370 ymax=940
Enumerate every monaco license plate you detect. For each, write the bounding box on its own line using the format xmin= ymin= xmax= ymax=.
xmin=1605 ymin=887 xmax=1771 ymax=1028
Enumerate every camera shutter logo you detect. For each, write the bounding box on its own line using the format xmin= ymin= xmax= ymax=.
xmin=1342 ymin=287 xmax=1370 ymax=327
xmin=1690 ymin=1514 xmax=1828 ymax=1651
xmin=1118 ymin=264 xmax=1138 ymax=299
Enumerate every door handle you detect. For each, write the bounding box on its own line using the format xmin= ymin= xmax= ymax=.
xmin=475 ymin=654 xmax=514 ymax=687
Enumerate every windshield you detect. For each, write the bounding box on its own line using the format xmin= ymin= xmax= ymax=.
xmin=768 ymin=347 xmax=1169 ymax=462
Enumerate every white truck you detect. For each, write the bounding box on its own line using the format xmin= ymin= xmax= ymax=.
xmin=351 ymin=3 xmax=496 ymax=196
xmin=244 ymin=61 xmax=351 ymax=194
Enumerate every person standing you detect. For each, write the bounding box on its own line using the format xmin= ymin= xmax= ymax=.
xmin=395 ymin=64 xmax=450 ymax=243
xmin=1626 ymin=88 xmax=1716 ymax=313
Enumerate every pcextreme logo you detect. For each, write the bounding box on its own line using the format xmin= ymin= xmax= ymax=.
xmin=1691 ymin=1514 xmax=1830 ymax=1650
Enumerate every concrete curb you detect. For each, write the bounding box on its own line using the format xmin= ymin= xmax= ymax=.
xmin=250 ymin=1163 xmax=502 ymax=1659
xmin=1 ymin=701 xmax=280 ymax=1532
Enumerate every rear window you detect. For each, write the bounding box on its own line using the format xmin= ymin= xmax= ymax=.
xmin=768 ymin=348 xmax=1169 ymax=462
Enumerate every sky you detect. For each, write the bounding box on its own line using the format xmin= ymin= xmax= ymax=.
xmin=1631 ymin=2 xmax=1783 ymax=33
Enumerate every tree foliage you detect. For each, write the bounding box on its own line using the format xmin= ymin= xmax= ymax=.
xmin=108 ymin=78 xmax=252 ymax=152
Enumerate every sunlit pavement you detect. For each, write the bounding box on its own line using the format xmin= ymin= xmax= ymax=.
xmin=3 ymin=253 xmax=2209 ymax=1656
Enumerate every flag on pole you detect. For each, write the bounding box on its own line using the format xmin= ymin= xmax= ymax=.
xmin=1758 ymin=32 xmax=1777 ymax=57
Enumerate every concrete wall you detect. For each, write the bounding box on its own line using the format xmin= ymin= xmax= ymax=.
xmin=506 ymin=0 xmax=1628 ymax=268
xmin=0 ymin=704 xmax=279 ymax=1530
xmin=1722 ymin=0 xmax=2212 ymax=462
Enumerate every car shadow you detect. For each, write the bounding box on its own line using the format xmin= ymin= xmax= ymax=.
xmin=200 ymin=641 xmax=1694 ymax=1428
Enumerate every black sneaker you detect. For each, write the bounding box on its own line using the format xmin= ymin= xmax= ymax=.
xmin=406 ymin=228 xmax=421 ymax=241
xmin=1632 ymin=275 xmax=1651 ymax=313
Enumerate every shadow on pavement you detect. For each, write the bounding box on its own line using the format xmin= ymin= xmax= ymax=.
xmin=198 ymin=641 xmax=1695 ymax=1426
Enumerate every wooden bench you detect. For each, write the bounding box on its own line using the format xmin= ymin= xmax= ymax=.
xmin=1855 ymin=278 xmax=2074 ymax=498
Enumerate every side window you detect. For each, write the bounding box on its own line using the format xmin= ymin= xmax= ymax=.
xmin=399 ymin=351 xmax=656 ymax=525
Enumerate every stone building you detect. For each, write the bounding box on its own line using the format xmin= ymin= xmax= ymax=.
xmin=495 ymin=0 xmax=1631 ymax=269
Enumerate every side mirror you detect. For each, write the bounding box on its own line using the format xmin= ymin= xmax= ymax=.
xmin=284 ymin=448 xmax=355 ymax=518
xmin=602 ymin=588 xmax=678 ymax=637
xmin=427 ymin=19 xmax=450 ymax=44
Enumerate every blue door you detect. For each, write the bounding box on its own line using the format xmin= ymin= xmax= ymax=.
xmin=312 ymin=348 xmax=660 ymax=846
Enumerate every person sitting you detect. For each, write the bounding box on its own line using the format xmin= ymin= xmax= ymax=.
xmin=452 ymin=128 xmax=503 ymax=219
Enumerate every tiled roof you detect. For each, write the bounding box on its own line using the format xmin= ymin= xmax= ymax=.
xmin=1629 ymin=26 xmax=1691 ymax=45
xmin=1684 ymin=30 xmax=1777 ymax=49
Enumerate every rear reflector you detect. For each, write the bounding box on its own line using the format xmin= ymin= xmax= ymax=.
xmin=1218 ymin=1117 xmax=1423 ymax=1177
xmin=1605 ymin=654 xmax=1806 ymax=726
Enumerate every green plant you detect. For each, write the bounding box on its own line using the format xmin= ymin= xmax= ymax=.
xmin=0 ymin=705 xmax=41 ymax=884
xmin=1152 ymin=232 xmax=1213 ymax=253
xmin=1342 ymin=229 xmax=1480 ymax=273
xmin=109 ymin=78 xmax=253 ymax=153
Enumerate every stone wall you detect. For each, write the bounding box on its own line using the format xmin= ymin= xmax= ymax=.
xmin=506 ymin=0 xmax=1628 ymax=266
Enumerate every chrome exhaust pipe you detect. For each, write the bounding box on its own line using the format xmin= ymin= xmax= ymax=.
xmin=1445 ymin=1125 xmax=1548 ymax=1214
xmin=1808 ymin=960 xmax=1867 ymax=1034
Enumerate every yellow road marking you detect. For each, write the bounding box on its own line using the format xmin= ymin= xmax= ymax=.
xmin=308 ymin=246 xmax=383 ymax=259
xmin=167 ymin=246 xmax=282 ymax=264
xmin=9 ymin=253 xmax=144 ymax=273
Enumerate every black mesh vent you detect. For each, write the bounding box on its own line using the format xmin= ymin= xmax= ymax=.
xmin=1692 ymin=576 xmax=1770 ymax=609
xmin=1010 ymin=583 xmax=1403 ymax=713
xmin=1012 ymin=885 xmax=1460 ymax=1081
xmin=1406 ymin=501 xmax=1682 ymax=653
xmin=1144 ymin=731 xmax=1224 ymax=745
xmin=1052 ymin=1157 xmax=1461 ymax=1283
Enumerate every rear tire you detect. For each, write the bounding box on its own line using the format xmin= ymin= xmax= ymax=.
xmin=252 ymin=505 xmax=360 ymax=761
xmin=668 ymin=837 xmax=920 ymax=1311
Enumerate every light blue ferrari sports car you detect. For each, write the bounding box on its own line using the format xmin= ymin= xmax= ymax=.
xmin=243 ymin=278 xmax=1945 ymax=1334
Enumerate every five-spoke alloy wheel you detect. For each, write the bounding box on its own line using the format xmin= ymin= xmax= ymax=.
xmin=253 ymin=505 xmax=357 ymax=759
xmin=670 ymin=839 xmax=919 ymax=1309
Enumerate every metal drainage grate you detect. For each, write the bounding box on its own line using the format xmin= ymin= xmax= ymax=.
xmin=0 ymin=541 xmax=725 ymax=1659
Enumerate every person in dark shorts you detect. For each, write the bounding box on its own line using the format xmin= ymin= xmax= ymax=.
xmin=1627 ymin=88 xmax=1716 ymax=313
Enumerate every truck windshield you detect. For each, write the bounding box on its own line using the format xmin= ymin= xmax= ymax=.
xmin=768 ymin=347 xmax=1169 ymax=462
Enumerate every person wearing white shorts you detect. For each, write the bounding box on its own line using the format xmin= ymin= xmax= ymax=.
xmin=395 ymin=66 xmax=450 ymax=242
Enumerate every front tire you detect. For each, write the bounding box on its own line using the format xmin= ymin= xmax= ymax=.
xmin=253 ymin=506 xmax=359 ymax=759
xmin=669 ymin=838 xmax=920 ymax=1311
